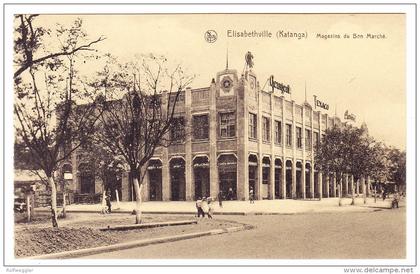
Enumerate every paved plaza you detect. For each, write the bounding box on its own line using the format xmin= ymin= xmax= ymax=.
xmin=55 ymin=197 xmax=402 ymax=215
xmin=82 ymin=208 xmax=406 ymax=259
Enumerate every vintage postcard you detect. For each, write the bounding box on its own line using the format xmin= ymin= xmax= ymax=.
xmin=2 ymin=3 xmax=417 ymax=274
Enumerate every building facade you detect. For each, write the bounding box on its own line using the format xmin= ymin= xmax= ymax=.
xmin=65 ymin=65 xmax=369 ymax=202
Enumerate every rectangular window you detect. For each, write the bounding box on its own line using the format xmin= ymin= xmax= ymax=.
xmin=249 ymin=113 xmax=257 ymax=139
xmin=305 ymin=129 xmax=311 ymax=148
xmin=313 ymin=132 xmax=320 ymax=148
xmin=262 ymin=117 xmax=270 ymax=142
xmin=296 ymin=127 xmax=302 ymax=148
xmin=275 ymin=121 xmax=282 ymax=144
xmin=170 ymin=117 xmax=185 ymax=142
xmin=220 ymin=112 xmax=236 ymax=138
xmin=286 ymin=124 xmax=292 ymax=147
xmin=193 ymin=114 xmax=209 ymax=140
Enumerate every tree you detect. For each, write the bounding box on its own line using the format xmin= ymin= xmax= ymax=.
xmin=345 ymin=124 xmax=374 ymax=205
xmin=315 ymin=124 xmax=348 ymax=206
xmin=339 ymin=124 xmax=363 ymax=205
xmin=388 ymin=148 xmax=406 ymax=192
xmin=368 ymin=142 xmax=391 ymax=200
xmin=14 ymin=139 xmax=39 ymax=170
xmin=14 ymin=14 xmax=104 ymax=80
xmin=94 ymin=55 xmax=194 ymax=224
xmin=79 ymin=136 xmax=126 ymax=207
xmin=14 ymin=17 xmax=104 ymax=227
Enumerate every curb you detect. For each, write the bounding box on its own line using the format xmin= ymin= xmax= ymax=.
xmin=34 ymin=209 xmax=247 ymax=215
xmin=99 ymin=220 xmax=197 ymax=231
xmin=25 ymin=224 xmax=252 ymax=260
xmin=33 ymin=208 xmax=379 ymax=216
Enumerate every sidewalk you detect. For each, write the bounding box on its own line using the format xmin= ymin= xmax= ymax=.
xmin=36 ymin=197 xmax=404 ymax=215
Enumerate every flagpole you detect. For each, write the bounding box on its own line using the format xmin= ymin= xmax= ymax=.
xmin=335 ymin=103 xmax=337 ymax=117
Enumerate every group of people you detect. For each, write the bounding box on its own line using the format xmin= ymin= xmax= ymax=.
xmin=381 ymin=190 xmax=403 ymax=209
xmin=195 ymin=196 xmax=214 ymax=219
xmin=196 ymin=187 xmax=257 ymax=218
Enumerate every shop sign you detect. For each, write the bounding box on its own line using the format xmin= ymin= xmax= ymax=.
xmin=313 ymin=95 xmax=329 ymax=110
xmin=269 ymin=75 xmax=291 ymax=94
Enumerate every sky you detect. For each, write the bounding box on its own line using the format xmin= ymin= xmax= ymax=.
xmin=35 ymin=13 xmax=406 ymax=149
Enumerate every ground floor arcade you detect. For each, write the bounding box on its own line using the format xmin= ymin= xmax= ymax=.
xmin=118 ymin=154 xmax=372 ymax=202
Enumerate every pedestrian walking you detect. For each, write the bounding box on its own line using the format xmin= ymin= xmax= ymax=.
xmin=201 ymin=197 xmax=209 ymax=218
xmin=382 ymin=191 xmax=387 ymax=201
xmin=218 ymin=190 xmax=223 ymax=208
xmin=391 ymin=192 xmax=399 ymax=209
xmin=196 ymin=197 xmax=204 ymax=218
xmin=105 ymin=189 xmax=112 ymax=213
xmin=249 ymin=187 xmax=254 ymax=204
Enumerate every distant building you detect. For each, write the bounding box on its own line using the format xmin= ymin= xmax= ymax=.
xmin=14 ymin=170 xmax=46 ymax=193
xmin=63 ymin=65 xmax=368 ymax=201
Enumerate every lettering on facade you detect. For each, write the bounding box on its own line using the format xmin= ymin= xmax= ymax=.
xmin=313 ymin=95 xmax=329 ymax=110
xmin=269 ymin=75 xmax=291 ymax=94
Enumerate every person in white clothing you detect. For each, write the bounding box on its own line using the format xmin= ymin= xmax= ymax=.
xmin=201 ymin=197 xmax=209 ymax=217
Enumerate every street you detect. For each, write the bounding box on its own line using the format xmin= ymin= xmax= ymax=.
xmin=82 ymin=208 xmax=405 ymax=259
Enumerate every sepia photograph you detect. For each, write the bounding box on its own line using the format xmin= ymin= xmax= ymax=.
xmin=2 ymin=2 xmax=417 ymax=273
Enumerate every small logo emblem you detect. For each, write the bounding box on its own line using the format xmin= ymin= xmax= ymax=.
xmin=205 ymin=30 xmax=218 ymax=43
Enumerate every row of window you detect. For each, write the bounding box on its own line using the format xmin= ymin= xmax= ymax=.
xmin=171 ymin=112 xmax=235 ymax=142
xmin=170 ymin=112 xmax=323 ymax=147
xmin=249 ymin=113 xmax=321 ymax=148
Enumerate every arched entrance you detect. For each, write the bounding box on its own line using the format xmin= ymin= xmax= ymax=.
xmin=169 ymin=158 xmax=186 ymax=201
xmin=286 ymin=160 xmax=293 ymax=199
xmin=296 ymin=162 xmax=303 ymax=199
xmin=323 ymin=173 xmax=329 ymax=198
xmin=78 ymin=163 xmax=95 ymax=194
xmin=248 ymin=154 xmax=258 ymax=197
xmin=193 ymin=156 xmax=210 ymax=199
xmin=274 ymin=159 xmax=282 ymax=199
xmin=314 ymin=165 xmax=319 ymax=198
xmin=305 ymin=163 xmax=311 ymax=198
xmin=262 ymin=157 xmax=271 ymax=199
xmin=218 ymin=154 xmax=237 ymax=200
xmin=148 ymin=159 xmax=163 ymax=201
xmin=329 ymin=173 xmax=335 ymax=197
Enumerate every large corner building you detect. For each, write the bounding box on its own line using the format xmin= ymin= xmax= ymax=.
xmin=66 ymin=65 xmax=367 ymax=202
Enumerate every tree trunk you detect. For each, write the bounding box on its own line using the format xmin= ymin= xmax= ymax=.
xmin=338 ymin=176 xmax=342 ymax=206
xmin=26 ymin=194 xmax=31 ymax=222
xmin=30 ymin=193 xmax=35 ymax=220
xmin=101 ymin=190 xmax=107 ymax=214
xmin=133 ymin=178 xmax=143 ymax=224
xmin=115 ymin=189 xmax=121 ymax=209
xmin=363 ymin=178 xmax=367 ymax=204
xmin=374 ymin=186 xmax=377 ymax=203
xmin=62 ymin=192 xmax=67 ymax=218
xmin=350 ymin=179 xmax=356 ymax=205
xmin=338 ymin=183 xmax=342 ymax=206
xmin=48 ymin=177 xmax=58 ymax=228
